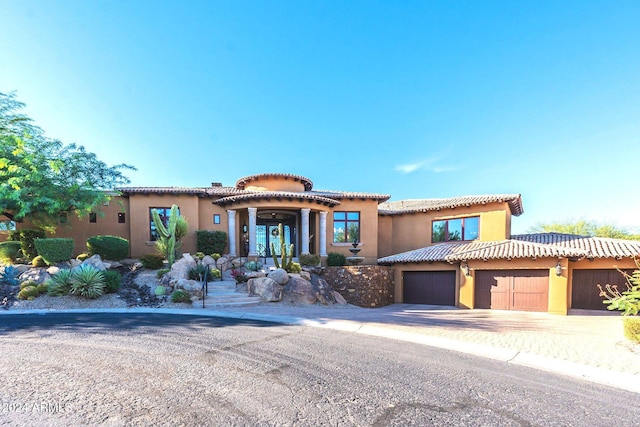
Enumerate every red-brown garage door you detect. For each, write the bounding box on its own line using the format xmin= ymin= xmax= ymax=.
xmin=571 ymin=269 xmax=632 ymax=310
xmin=475 ymin=270 xmax=549 ymax=312
xmin=403 ymin=271 xmax=456 ymax=306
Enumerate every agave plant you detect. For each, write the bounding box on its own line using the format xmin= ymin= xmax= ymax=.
xmin=0 ymin=265 xmax=21 ymax=286
xmin=70 ymin=265 xmax=105 ymax=299
xmin=47 ymin=268 xmax=75 ymax=296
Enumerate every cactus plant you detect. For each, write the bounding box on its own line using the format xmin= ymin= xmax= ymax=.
xmin=270 ymin=223 xmax=295 ymax=272
xmin=152 ymin=205 xmax=188 ymax=267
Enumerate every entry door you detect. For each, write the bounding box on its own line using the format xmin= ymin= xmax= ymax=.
xmin=256 ymin=223 xmax=295 ymax=257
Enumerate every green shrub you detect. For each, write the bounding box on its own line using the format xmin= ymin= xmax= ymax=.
xmin=0 ymin=241 xmax=22 ymax=263
xmin=86 ymin=235 xmax=129 ymax=261
xmin=34 ymin=238 xmax=74 ymax=265
xmin=157 ymin=268 xmax=170 ymax=279
xmin=623 ymin=317 xmax=640 ymax=343
xmin=327 ymin=252 xmax=346 ymax=267
xmin=209 ymin=268 xmax=221 ymax=280
xmin=17 ymin=285 xmax=39 ymax=300
xmin=299 ymin=253 xmax=320 ymax=267
xmin=37 ymin=283 xmax=48 ymax=294
xmin=11 ymin=229 xmax=45 ymax=260
xmin=70 ymin=265 xmax=105 ymax=299
xmin=140 ymin=254 xmax=165 ymax=270
xmin=31 ymin=255 xmax=47 ymax=267
xmin=0 ymin=265 xmax=21 ymax=286
xmin=171 ymin=289 xmax=192 ymax=304
xmin=154 ymin=285 xmax=167 ymax=296
xmin=76 ymin=253 xmax=90 ymax=261
xmin=194 ymin=252 xmax=205 ymax=260
xmin=196 ymin=230 xmax=227 ymax=255
xmin=211 ymin=253 xmax=221 ymax=260
xmin=102 ymin=270 xmax=122 ymax=293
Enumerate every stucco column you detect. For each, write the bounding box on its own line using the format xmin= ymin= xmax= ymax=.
xmin=248 ymin=207 xmax=257 ymax=257
xmin=227 ymin=209 xmax=237 ymax=257
xmin=300 ymin=208 xmax=310 ymax=254
xmin=319 ymin=211 xmax=328 ymax=257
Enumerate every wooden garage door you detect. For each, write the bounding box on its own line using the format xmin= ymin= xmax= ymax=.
xmin=571 ymin=269 xmax=632 ymax=310
xmin=475 ymin=270 xmax=549 ymax=312
xmin=403 ymin=271 xmax=456 ymax=306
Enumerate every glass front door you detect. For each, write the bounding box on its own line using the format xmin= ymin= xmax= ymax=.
xmin=256 ymin=222 xmax=295 ymax=258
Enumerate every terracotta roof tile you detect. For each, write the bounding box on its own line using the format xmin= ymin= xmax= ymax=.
xmin=117 ymin=186 xmax=211 ymax=195
xmin=236 ymin=173 xmax=314 ymax=191
xmin=213 ymin=191 xmax=341 ymax=206
xmin=379 ymin=194 xmax=524 ymax=216
xmin=513 ymin=233 xmax=640 ymax=259
xmin=311 ymin=190 xmax=391 ymax=202
xmin=377 ymin=242 xmax=469 ymax=264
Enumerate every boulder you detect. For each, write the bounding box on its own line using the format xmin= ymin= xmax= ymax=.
xmin=311 ymin=276 xmax=337 ymax=305
xmin=248 ymin=277 xmax=282 ymax=302
xmin=46 ymin=266 xmax=61 ymax=276
xmin=19 ymin=268 xmax=50 ymax=284
xmin=81 ymin=254 xmax=107 ymax=271
xmin=283 ymin=276 xmax=316 ymax=305
xmin=170 ymin=254 xmax=197 ymax=280
xmin=267 ymin=268 xmax=289 ymax=285
xmin=69 ymin=259 xmax=82 ymax=268
xmin=216 ymin=256 xmax=232 ymax=272
xmin=245 ymin=271 xmax=266 ymax=280
xmin=175 ymin=278 xmax=201 ymax=293
xmin=231 ymin=257 xmax=244 ymax=268
xmin=299 ymin=271 xmax=311 ymax=281
xmin=13 ymin=264 xmax=31 ymax=274
xmin=201 ymin=255 xmax=216 ymax=267
xmin=332 ymin=291 xmax=347 ymax=305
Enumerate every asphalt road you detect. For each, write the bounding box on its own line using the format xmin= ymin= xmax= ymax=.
xmin=0 ymin=313 xmax=638 ymax=426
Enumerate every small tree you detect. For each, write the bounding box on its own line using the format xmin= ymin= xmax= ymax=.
xmin=599 ymin=258 xmax=640 ymax=316
xmin=151 ymin=205 xmax=187 ymax=267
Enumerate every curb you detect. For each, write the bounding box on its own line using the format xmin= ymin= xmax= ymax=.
xmin=1 ymin=307 xmax=638 ymax=394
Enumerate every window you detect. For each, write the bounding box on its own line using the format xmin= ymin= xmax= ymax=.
xmin=59 ymin=212 xmax=68 ymax=224
xmin=118 ymin=212 xmax=126 ymax=224
xmin=213 ymin=214 xmax=220 ymax=224
xmin=89 ymin=213 xmax=97 ymax=223
xmin=333 ymin=211 xmax=360 ymax=243
xmin=149 ymin=207 xmax=178 ymax=240
xmin=0 ymin=220 xmax=16 ymax=231
xmin=432 ymin=216 xmax=479 ymax=242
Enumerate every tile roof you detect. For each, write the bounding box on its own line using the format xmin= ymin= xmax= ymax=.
xmin=236 ymin=173 xmax=314 ymax=191
xmin=117 ymin=186 xmax=212 ymax=196
xmin=311 ymin=190 xmax=391 ymax=202
xmin=213 ymin=191 xmax=341 ymax=207
xmin=512 ymin=233 xmax=640 ymax=259
xmin=378 ymin=233 xmax=640 ymax=264
xmin=378 ymin=194 xmax=524 ymax=216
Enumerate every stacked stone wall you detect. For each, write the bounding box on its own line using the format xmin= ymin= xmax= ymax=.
xmin=324 ymin=265 xmax=394 ymax=308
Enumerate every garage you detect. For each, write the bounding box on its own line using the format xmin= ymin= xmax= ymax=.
xmin=475 ymin=270 xmax=549 ymax=312
xmin=571 ymin=269 xmax=631 ymax=310
xmin=402 ymin=271 xmax=456 ymax=306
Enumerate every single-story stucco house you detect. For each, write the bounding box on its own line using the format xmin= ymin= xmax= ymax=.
xmin=6 ymin=172 xmax=639 ymax=315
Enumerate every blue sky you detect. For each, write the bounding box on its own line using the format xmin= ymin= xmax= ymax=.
xmin=1 ymin=1 xmax=639 ymax=234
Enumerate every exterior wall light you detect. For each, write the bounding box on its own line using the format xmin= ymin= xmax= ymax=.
xmin=242 ymin=222 xmax=247 ymax=234
xmin=555 ymin=261 xmax=563 ymax=276
xmin=463 ymin=263 xmax=471 ymax=277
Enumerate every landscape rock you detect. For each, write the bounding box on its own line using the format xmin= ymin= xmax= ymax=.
xmin=13 ymin=265 xmax=31 ymax=274
xmin=248 ymin=277 xmax=282 ymax=302
xmin=175 ymin=278 xmax=201 ymax=293
xmin=245 ymin=271 xmax=266 ymax=280
xmin=283 ymin=276 xmax=316 ymax=304
xmin=332 ymin=291 xmax=347 ymax=305
xmin=46 ymin=266 xmax=61 ymax=275
xmin=299 ymin=271 xmax=311 ymax=281
xmin=201 ymin=255 xmax=216 ymax=267
xmin=170 ymin=254 xmax=197 ymax=280
xmin=267 ymin=268 xmax=289 ymax=285
xmin=216 ymin=256 xmax=232 ymax=272
xmin=19 ymin=268 xmax=50 ymax=284
xmin=82 ymin=254 xmax=107 ymax=271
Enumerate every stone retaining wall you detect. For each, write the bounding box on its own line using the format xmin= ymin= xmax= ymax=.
xmin=324 ymin=265 xmax=394 ymax=308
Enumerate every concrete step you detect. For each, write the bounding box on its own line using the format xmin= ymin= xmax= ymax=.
xmin=204 ymin=300 xmax=262 ymax=308
xmin=207 ymin=295 xmax=261 ymax=304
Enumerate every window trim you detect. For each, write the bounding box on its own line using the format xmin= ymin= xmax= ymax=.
xmin=89 ymin=212 xmax=97 ymax=223
xmin=213 ymin=214 xmax=221 ymax=225
xmin=332 ymin=211 xmax=361 ymax=243
xmin=432 ymin=216 xmax=480 ymax=243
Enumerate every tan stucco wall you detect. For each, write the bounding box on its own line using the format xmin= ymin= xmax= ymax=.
xmin=327 ymin=199 xmax=380 ymax=265
xmin=18 ymin=197 xmax=131 ymax=256
xmin=243 ymin=176 xmax=306 ymax=193
xmin=128 ymin=194 xmax=199 ymax=257
xmin=377 ymin=215 xmax=393 ymax=258
xmin=384 ymin=202 xmax=514 ymax=256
